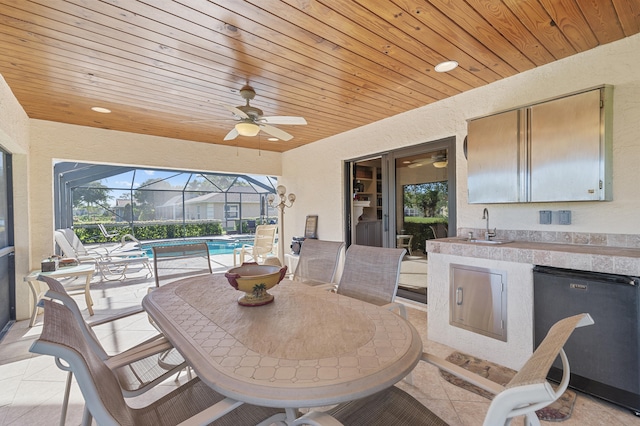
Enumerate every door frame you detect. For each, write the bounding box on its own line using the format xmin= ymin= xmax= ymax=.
xmin=0 ymin=149 xmax=15 ymax=340
xmin=345 ymin=136 xmax=457 ymax=249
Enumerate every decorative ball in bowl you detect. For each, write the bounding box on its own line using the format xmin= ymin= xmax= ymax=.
xmin=225 ymin=263 xmax=288 ymax=306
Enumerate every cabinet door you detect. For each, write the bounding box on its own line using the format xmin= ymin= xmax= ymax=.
xmin=450 ymin=264 xmax=507 ymax=341
xmin=355 ymin=221 xmax=382 ymax=247
xmin=467 ymin=109 xmax=523 ymax=203
xmin=530 ymin=89 xmax=604 ymax=201
xmin=355 ymin=222 xmax=368 ymax=245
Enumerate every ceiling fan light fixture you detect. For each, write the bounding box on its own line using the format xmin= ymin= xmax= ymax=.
xmin=434 ymin=60 xmax=458 ymax=73
xmin=235 ymin=121 xmax=260 ymax=136
xmin=433 ymin=160 xmax=448 ymax=168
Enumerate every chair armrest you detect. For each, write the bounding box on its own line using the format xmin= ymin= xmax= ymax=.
xmin=421 ymin=352 xmax=505 ymax=395
xmin=313 ymin=283 xmax=338 ymax=292
xmin=381 ymin=301 xmax=407 ymax=319
xmin=86 ymin=306 xmax=146 ymax=327
xmin=103 ymin=335 xmax=173 ymax=369
xmin=175 ymin=397 xmax=246 ymax=426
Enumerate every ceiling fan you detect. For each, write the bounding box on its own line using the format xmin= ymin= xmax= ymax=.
xmin=220 ymin=85 xmax=307 ymax=141
xmin=407 ymin=152 xmax=448 ymax=168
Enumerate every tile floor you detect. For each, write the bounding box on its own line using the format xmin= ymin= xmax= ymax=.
xmin=1 ymin=254 xmax=639 ymax=425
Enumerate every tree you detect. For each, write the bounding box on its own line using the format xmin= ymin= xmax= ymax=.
xmin=133 ymin=178 xmax=176 ymax=220
xmin=73 ymin=182 xmax=112 ymax=209
xmin=404 ymin=181 xmax=448 ymax=218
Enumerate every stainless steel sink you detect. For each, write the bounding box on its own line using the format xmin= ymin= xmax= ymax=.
xmin=467 ymin=239 xmax=513 ymax=245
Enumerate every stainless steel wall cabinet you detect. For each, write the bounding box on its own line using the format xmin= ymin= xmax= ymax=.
xmin=467 ymin=86 xmax=613 ymax=203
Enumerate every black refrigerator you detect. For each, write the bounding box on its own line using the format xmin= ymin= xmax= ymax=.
xmin=533 ymin=265 xmax=640 ymax=415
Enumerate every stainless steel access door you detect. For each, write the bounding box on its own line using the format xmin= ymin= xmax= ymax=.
xmin=450 ymin=264 xmax=507 ymax=341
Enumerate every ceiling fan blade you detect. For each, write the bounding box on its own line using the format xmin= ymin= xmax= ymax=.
xmin=261 ymin=116 xmax=307 ymax=125
xmin=223 ymin=128 xmax=239 ymax=141
xmin=181 ymin=118 xmax=237 ymax=123
xmin=222 ymin=104 xmax=250 ymax=120
xmin=259 ymin=124 xmax=294 ymax=141
xmin=407 ymin=162 xmax=424 ymax=169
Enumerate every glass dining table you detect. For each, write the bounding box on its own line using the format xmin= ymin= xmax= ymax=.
xmin=142 ymin=273 xmax=422 ymax=423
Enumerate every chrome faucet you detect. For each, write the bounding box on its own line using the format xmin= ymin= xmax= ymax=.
xmin=482 ymin=208 xmax=496 ymax=240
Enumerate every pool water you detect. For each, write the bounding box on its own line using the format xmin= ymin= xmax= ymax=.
xmin=140 ymin=240 xmax=253 ymax=257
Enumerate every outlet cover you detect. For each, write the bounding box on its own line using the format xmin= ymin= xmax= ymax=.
xmin=558 ymin=210 xmax=572 ymax=225
xmin=539 ymin=210 xmax=552 ymax=224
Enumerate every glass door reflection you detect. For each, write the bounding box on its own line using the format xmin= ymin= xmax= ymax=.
xmin=394 ymin=150 xmax=449 ymax=303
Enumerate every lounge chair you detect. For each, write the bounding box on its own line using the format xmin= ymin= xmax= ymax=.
xmin=54 ymin=229 xmax=152 ymax=280
xmin=97 ymin=223 xmax=118 ymax=239
xmin=56 ymin=228 xmax=144 ymax=257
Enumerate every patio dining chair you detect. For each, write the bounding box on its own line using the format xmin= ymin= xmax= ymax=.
xmin=233 ymin=224 xmax=278 ymax=266
xmin=292 ymin=313 xmax=594 ymax=426
xmin=37 ymin=275 xmax=187 ymax=426
xmin=334 ymin=244 xmax=407 ymax=319
xmin=152 ymin=242 xmax=212 ymax=287
xmin=30 ymin=298 xmax=287 ymax=426
xmin=292 ymin=239 xmax=345 ymax=285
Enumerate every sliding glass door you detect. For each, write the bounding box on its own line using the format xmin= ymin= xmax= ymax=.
xmin=346 ymin=137 xmax=456 ymax=303
xmin=0 ymin=149 xmax=14 ymax=338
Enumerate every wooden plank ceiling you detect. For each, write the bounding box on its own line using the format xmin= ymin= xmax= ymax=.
xmin=0 ymin=1 xmax=638 ymax=152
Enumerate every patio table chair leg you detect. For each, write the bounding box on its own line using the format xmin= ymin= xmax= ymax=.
xmin=59 ymin=371 xmax=73 ymax=426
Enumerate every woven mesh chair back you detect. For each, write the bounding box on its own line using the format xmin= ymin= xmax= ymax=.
xmin=33 ymin=300 xmax=136 ymax=424
xmin=293 ymin=239 xmax=345 ymax=285
xmin=337 ymin=245 xmax=406 ymax=306
xmin=152 ymin=242 xmax=212 ymax=287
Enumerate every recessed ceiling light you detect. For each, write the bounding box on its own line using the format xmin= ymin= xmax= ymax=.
xmin=91 ymin=106 xmax=111 ymax=113
xmin=267 ymin=137 xmax=279 ymax=142
xmin=434 ymin=60 xmax=458 ymax=73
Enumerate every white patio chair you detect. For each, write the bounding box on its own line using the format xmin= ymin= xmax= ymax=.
xmin=37 ymin=275 xmax=187 ymax=426
xmin=97 ymin=223 xmax=118 ymax=239
xmin=30 ymin=299 xmax=287 ymax=426
xmin=292 ymin=313 xmax=594 ymax=426
xmin=396 ymin=234 xmax=413 ymax=255
xmin=292 ymin=239 xmax=345 ymax=285
xmin=233 ymin=224 xmax=278 ymax=266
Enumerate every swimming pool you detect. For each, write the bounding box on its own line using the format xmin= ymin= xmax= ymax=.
xmin=140 ymin=239 xmax=254 ymax=257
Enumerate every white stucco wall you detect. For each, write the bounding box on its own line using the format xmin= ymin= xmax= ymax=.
xmin=281 ymin=33 xmax=640 ymax=247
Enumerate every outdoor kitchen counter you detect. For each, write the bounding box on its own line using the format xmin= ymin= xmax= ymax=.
xmin=425 ymin=237 xmax=640 ymax=276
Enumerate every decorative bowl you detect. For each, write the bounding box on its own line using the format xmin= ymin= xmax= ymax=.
xmin=225 ymin=263 xmax=288 ymax=306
